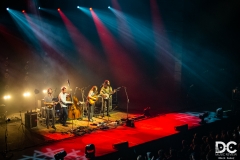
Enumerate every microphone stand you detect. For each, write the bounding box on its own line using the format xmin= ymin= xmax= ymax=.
xmin=1 ymin=117 xmax=13 ymax=159
xmin=67 ymin=80 xmax=76 ymax=134
xmin=80 ymin=87 xmax=86 ymax=119
xmin=122 ymin=87 xmax=130 ymax=120
xmin=79 ymin=87 xmax=90 ymax=129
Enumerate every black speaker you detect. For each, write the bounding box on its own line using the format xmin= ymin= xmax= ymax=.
xmin=126 ymin=119 xmax=134 ymax=127
xmin=112 ymin=141 xmax=128 ymax=150
xmin=175 ymin=124 xmax=188 ymax=132
xmin=25 ymin=112 xmax=37 ymax=128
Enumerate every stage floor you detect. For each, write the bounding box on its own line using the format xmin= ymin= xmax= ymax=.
xmin=0 ymin=109 xmax=222 ymax=159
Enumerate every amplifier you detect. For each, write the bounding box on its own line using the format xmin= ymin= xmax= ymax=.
xmin=25 ymin=112 xmax=37 ymax=128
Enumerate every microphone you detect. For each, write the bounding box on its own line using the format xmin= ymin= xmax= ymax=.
xmin=67 ymin=79 xmax=70 ymax=85
xmin=100 ymin=84 xmax=103 ymax=87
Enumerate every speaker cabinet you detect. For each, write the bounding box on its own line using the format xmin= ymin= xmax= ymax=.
xmin=126 ymin=119 xmax=135 ymax=127
xmin=25 ymin=112 xmax=37 ymax=128
xmin=112 ymin=141 xmax=129 ymax=150
xmin=175 ymin=124 xmax=188 ymax=132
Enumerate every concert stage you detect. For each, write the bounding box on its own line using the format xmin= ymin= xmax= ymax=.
xmin=0 ymin=109 xmax=228 ymax=159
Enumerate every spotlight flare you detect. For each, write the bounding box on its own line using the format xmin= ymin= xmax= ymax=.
xmin=23 ymin=92 xmax=31 ymax=97
xmin=3 ymin=95 xmax=11 ymax=99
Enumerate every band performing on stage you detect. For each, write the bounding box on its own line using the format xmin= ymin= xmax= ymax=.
xmin=41 ymin=80 xmax=118 ymax=129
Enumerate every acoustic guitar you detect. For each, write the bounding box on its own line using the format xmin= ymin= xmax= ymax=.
xmin=88 ymin=95 xmax=101 ymax=105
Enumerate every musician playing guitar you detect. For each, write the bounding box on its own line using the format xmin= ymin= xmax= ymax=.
xmin=100 ymin=80 xmax=117 ymax=117
xmin=44 ymin=88 xmax=56 ymax=130
xmin=87 ymin=86 xmax=98 ymax=122
xmin=58 ymin=86 xmax=72 ymax=127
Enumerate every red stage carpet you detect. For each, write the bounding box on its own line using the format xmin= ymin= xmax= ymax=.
xmin=10 ymin=111 xmax=220 ymax=159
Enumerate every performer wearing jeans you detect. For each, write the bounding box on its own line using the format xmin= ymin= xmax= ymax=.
xmin=58 ymin=86 xmax=72 ymax=127
xmin=44 ymin=88 xmax=56 ymax=130
xmin=87 ymin=86 xmax=98 ymax=122
xmin=100 ymin=80 xmax=116 ymax=117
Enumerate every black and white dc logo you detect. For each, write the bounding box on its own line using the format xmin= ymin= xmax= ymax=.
xmin=215 ymin=141 xmax=237 ymax=154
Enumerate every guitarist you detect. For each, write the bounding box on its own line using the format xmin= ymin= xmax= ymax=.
xmin=44 ymin=88 xmax=56 ymax=130
xmin=87 ymin=86 xmax=98 ymax=122
xmin=100 ymin=80 xmax=116 ymax=117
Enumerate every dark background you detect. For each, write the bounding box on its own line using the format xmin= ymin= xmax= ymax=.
xmin=0 ymin=0 xmax=240 ymax=114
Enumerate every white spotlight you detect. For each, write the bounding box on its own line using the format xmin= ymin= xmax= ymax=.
xmin=23 ymin=92 xmax=31 ymax=97
xmin=38 ymin=7 xmax=41 ymax=9
xmin=77 ymin=6 xmax=80 ymax=9
xmin=3 ymin=95 xmax=11 ymax=100
xmin=108 ymin=6 xmax=111 ymax=9
xmin=6 ymin=8 xmax=9 ymax=10
xmin=42 ymin=90 xmax=47 ymax=94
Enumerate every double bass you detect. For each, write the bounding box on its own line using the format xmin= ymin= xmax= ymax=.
xmin=67 ymin=90 xmax=81 ymax=119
